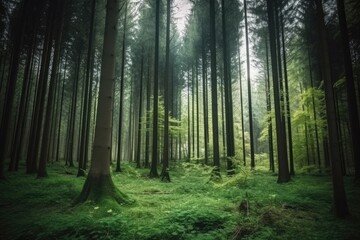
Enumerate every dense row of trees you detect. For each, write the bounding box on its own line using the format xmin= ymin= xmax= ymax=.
xmin=0 ymin=0 xmax=359 ymax=218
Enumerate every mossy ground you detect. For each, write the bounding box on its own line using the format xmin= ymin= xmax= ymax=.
xmin=0 ymin=161 xmax=359 ymax=239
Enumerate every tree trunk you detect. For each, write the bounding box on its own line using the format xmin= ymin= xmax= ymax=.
xmin=202 ymin=33 xmax=209 ymax=165
xmin=314 ymin=0 xmax=349 ymax=218
xmin=26 ymin=0 xmax=57 ymax=174
xmin=280 ymin=13 xmax=294 ymax=176
xmin=149 ymin=0 xmax=160 ymax=178
xmin=76 ymin=0 xmax=129 ymax=204
xmin=136 ymin=54 xmax=144 ymax=169
xmin=38 ymin=0 xmax=65 ymax=178
xmin=0 ymin=0 xmax=29 ymax=179
xmin=116 ymin=0 xmax=128 ymax=172
xmin=78 ymin=0 xmax=96 ymax=177
xmin=336 ymin=0 xmax=360 ymax=180
xmin=161 ymin=0 xmax=171 ymax=182
xmin=267 ymin=0 xmax=290 ymax=183
xmin=244 ymin=0 xmax=255 ymax=170
xmin=265 ymin=34 xmax=274 ymax=172
xmin=222 ymin=0 xmax=235 ymax=175
xmin=238 ymin=46 xmax=246 ymax=166
xmin=210 ymin=0 xmax=220 ymax=177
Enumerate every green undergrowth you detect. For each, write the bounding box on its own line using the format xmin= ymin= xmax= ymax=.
xmin=0 ymin=162 xmax=359 ymax=239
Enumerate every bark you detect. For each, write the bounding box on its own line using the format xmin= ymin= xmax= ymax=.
xmin=238 ymin=46 xmax=246 ymax=166
xmin=116 ymin=1 xmax=128 ymax=172
xmin=149 ymin=0 xmax=160 ymax=178
xmin=38 ymin=0 xmax=65 ymax=178
xmin=210 ymin=0 xmax=220 ymax=175
xmin=336 ymin=0 xmax=360 ymax=180
xmin=267 ymin=0 xmax=290 ymax=183
xmin=265 ymin=35 xmax=274 ymax=172
xmin=161 ymin=0 xmax=171 ymax=182
xmin=136 ymin=54 xmax=144 ymax=168
xmin=77 ymin=0 xmax=129 ymax=204
xmin=202 ymin=33 xmax=209 ymax=165
xmin=314 ymin=0 xmax=349 ymax=218
xmin=78 ymin=0 xmax=96 ymax=177
xmin=26 ymin=0 xmax=56 ymax=174
xmin=222 ymin=0 xmax=235 ymax=175
xmin=0 ymin=0 xmax=29 ymax=179
xmin=280 ymin=13 xmax=294 ymax=176
xmin=144 ymin=56 xmax=151 ymax=168
xmin=244 ymin=0 xmax=255 ymax=170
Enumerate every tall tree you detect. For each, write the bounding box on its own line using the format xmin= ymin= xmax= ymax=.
xmin=336 ymin=0 xmax=360 ymax=180
xmin=244 ymin=0 xmax=255 ymax=170
xmin=149 ymin=0 xmax=160 ymax=178
xmin=267 ymin=0 xmax=290 ymax=183
xmin=210 ymin=0 xmax=220 ymax=176
xmin=76 ymin=0 xmax=129 ymax=204
xmin=314 ymin=0 xmax=349 ymax=218
xmin=221 ymin=0 xmax=235 ymax=175
xmin=0 ymin=0 xmax=30 ymax=179
xmin=78 ymin=0 xmax=96 ymax=177
xmin=116 ymin=0 xmax=128 ymax=172
xmin=161 ymin=0 xmax=171 ymax=182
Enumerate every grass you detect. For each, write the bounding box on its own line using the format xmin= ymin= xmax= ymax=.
xmin=0 ymin=161 xmax=359 ymax=240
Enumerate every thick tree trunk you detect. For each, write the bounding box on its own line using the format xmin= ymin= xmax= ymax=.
xmin=144 ymin=57 xmax=151 ymax=168
xmin=77 ymin=0 xmax=129 ymax=204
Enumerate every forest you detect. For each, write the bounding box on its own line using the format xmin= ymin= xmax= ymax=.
xmin=0 ymin=0 xmax=360 ymax=239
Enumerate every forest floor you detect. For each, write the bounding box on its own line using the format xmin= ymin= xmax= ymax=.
xmin=0 ymin=161 xmax=360 ymax=240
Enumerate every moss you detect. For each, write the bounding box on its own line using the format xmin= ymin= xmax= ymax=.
xmin=75 ymin=173 xmax=131 ymax=205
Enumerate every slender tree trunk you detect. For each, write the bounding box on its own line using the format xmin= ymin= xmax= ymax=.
xmin=210 ymin=0 xmax=220 ymax=177
xmin=38 ymin=0 xmax=65 ymax=178
xmin=161 ymin=0 xmax=171 ymax=182
xmin=202 ymin=34 xmax=209 ymax=165
xmin=244 ymin=0 xmax=255 ymax=170
xmin=280 ymin=13 xmax=294 ymax=176
xmin=265 ymin=35 xmax=274 ymax=172
xmin=187 ymin=68 xmax=191 ymax=161
xmin=149 ymin=0 xmax=160 ymax=178
xmin=144 ymin=56 xmax=151 ymax=168
xmin=78 ymin=0 xmax=96 ymax=177
xmin=238 ymin=46 xmax=246 ymax=166
xmin=308 ymin=48 xmax=322 ymax=172
xmin=116 ymin=1 xmax=128 ymax=172
xmin=267 ymin=0 xmax=290 ymax=183
xmin=136 ymin=54 xmax=144 ymax=168
xmin=222 ymin=0 xmax=235 ymax=174
xmin=314 ymin=0 xmax=349 ymax=218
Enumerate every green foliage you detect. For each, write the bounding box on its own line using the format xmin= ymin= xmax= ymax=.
xmin=1 ymin=162 xmax=360 ymax=239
